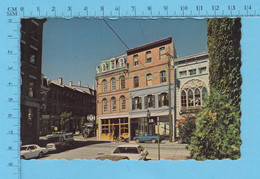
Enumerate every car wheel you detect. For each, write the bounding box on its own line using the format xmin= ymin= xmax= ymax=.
xmin=151 ymin=139 xmax=156 ymax=143
xmin=21 ymin=156 xmax=25 ymax=159
xmin=135 ymin=138 xmax=140 ymax=143
xmin=38 ymin=152 xmax=44 ymax=158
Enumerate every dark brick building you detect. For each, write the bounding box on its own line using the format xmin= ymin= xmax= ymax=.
xmin=44 ymin=78 xmax=96 ymax=134
xmin=20 ymin=18 xmax=46 ymax=144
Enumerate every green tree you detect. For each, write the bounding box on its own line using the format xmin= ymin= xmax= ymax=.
xmin=60 ymin=112 xmax=72 ymax=132
xmin=189 ymin=18 xmax=242 ymax=160
xmin=189 ymin=90 xmax=241 ymax=160
xmin=207 ymin=18 xmax=242 ymax=108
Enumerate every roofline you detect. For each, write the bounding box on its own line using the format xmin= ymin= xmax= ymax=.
xmin=126 ymin=37 xmax=173 ymax=55
xmin=176 ymin=51 xmax=208 ymax=62
xmin=98 ymin=54 xmax=127 ymax=65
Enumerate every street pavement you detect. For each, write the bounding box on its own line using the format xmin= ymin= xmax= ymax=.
xmin=39 ymin=135 xmax=190 ymax=161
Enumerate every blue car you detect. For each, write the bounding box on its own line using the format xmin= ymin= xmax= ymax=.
xmin=133 ymin=134 xmax=164 ymax=143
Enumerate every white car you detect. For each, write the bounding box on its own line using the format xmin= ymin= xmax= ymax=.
xmin=111 ymin=144 xmax=149 ymax=160
xmin=20 ymin=144 xmax=48 ymax=159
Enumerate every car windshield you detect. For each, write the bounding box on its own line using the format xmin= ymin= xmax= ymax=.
xmin=20 ymin=147 xmax=27 ymax=150
xmin=47 ymin=136 xmax=60 ymax=142
xmin=113 ymin=147 xmax=139 ymax=154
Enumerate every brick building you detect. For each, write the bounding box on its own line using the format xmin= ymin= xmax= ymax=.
xmin=96 ymin=54 xmax=129 ymax=140
xmin=127 ymin=37 xmax=176 ymax=140
xmin=44 ymin=78 xmax=96 ymax=134
xmin=20 ymin=18 xmax=46 ymax=144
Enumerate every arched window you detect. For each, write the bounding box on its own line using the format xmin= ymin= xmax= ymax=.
xmin=120 ymin=76 xmax=125 ymax=89
xmin=119 ymin=58 xmax=125 ymax=67
xmin=111 ymin=97 xmax=116 ymax=111
xmin=181 ymin=90 xmax=187 ymax=107
xmin=146 ymin=73 xmax=152 ymax=86
xmin=120 ymin=96 xmax=126 ymax=110
xmin=102 ymin=98 xmax=107 ymax=112
xmin=111 ymin=78 xmax=116 ymax=91
xmin=102 ymin=63 xmax=107 ymax=72
xmin=188 ymin=89 xmax=194 ymax=107
xmin=202 ymin=87 xmax=207 ymax=104
xmin=102 ymin=80 xmax=107 ymax=92
xmin=195 ymin=88 xmax=201 ymax=106
xmin=160 ymin=71 xmax=167 ymax=83
xmin=110 ymin=60 xmax=115 ymax=69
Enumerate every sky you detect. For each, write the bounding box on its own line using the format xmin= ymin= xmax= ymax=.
xmin=42 ymin=18 xmax=207 ymax=87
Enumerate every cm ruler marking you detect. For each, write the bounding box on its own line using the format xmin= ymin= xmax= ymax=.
xmin=4 ymin=6 xmax=21 ymax=179
xmin=15 ymin=3 xmax=259 ymax=18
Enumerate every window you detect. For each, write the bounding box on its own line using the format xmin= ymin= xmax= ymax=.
xmin=202 ymin=87 xmax=207 ymax=104
xmin=115 ymin=59 xmax=119 ymax=68
xmin=120 ymin=58 xmax=125 ymax=67
xmin=134 ymin=76 xmax=139 ymax=88
xmin=146 ymin=73 xmax=152 ymax=86
xmin=159 ymin=47 xmax=166 ymax=60
xmin=30 ymin=54 xmax=36 ymax=65
xmin=102 ymin=63 xmax=108 ymax=72
xmin=120 ymin=96 xmax=126 ymax=110
xmin=111 ymin=97 xmax=116 ymax=111
xmin=158 ymin=93 xmax=168 ymax=107
xmin=145 ymin=95 xmax=155 ymax=109
xmin=146 ymin=51 xmax=152 ymax=63
xmin=102 ymin=80 xmax=107 ymax=92
xmin=111 ymin=61 xmax=115 ymax=69
xmin=27 ymin=108 xmax=33 ymax=127
xmin=189 ymin=69 xmax=196 ymax=75
xmin=111 ymin=78 xmax=116 ymax=91
xmin=188 ymin=89 xmax=194 ymax=106
xmin=133 ymin=55 xmax=138 ymax=66
xmin=160 ymin=71 xmax=167 ymax=83
xmin=120 ymin=76 xmax=125 ymax=89
xmin=199 ymin=67 xmax=207 ymax=74
xmin=181 ymin=91 xmax=187 ymax=107
xmin=29 ymin=79 xmax=35 ymax=97
xmin=179 ymin=71 xmax=187 ymax=77
xmin=102 ymin=98 xmax=108 ymax=112
xmin=132 ymin=97 xmax=142 ymax=110
xmin=195 ymin=88 xmax=201 ymax=106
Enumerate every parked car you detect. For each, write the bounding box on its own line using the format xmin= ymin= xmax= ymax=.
xmin=46 ymin=132 xmax=74 ymax=152
xmin=20 ymin=144 xmax=48 ymax=159
xmin=110 ymin=144 xmax=149 ymax=160
xmin=133 ymin=134 xmax=164 ymax=143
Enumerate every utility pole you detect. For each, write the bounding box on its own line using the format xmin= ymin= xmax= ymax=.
xmin=168 ymin=45 xmax=173 ymax=142
xmin=157 ymin=116 xmax=160 ymax=160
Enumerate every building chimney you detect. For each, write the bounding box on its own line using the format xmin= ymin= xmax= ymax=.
xmin=78 ymin=80 xmax=81 ymax=86
xmin=86 ymin=84 xmax=89 ymax=88
xmin=69 ymin=81 xmax=72 ymax=87
xmin=91 ymin=84 xmax=95 ymax=90
xmin=58 ymin=77 xmax=63 ymax=85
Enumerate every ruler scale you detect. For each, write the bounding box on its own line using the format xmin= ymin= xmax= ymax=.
xmin=1 ymin=1 xmax=260 ymax=179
